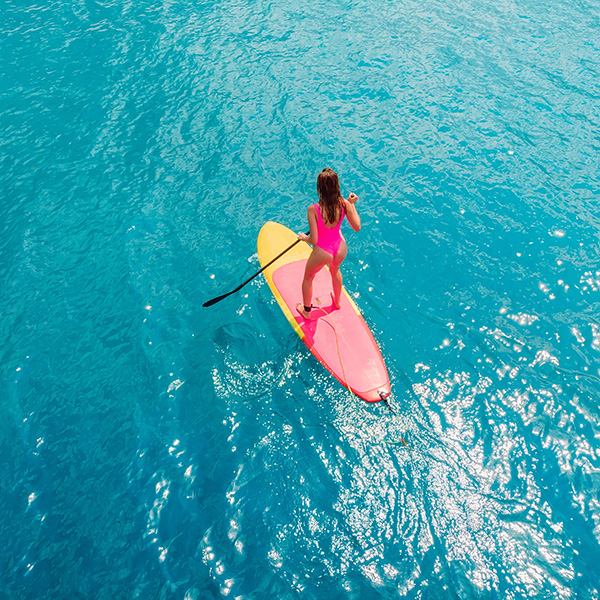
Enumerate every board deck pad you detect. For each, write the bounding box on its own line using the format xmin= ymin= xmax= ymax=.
xmin=258 ymin=221 xmax=390 ymax=402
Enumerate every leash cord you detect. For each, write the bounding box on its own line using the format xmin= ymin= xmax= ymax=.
xmin=311 ymin=301 xmax=409 ymax=447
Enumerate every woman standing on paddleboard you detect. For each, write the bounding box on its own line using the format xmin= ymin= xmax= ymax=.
xmin=296 ymin=168 xmax=361 ymax=319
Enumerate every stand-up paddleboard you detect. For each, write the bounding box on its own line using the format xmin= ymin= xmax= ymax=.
xmin=257 ymin=221 xmax=391 ymax=403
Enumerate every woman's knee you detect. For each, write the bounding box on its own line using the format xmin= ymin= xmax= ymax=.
xmin=303 ymin=266 xmax=320 ymax=282
xmin=330 ymin=255 xmax=345 ymax=272
xmin=332 ymin=251 xmax=347 ymax=271
xmin=305 ymin=254 xmax=328 ymax=279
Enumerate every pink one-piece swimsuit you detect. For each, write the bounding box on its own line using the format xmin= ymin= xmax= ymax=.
xmin=314 ymin=202 xmax=345 ymax=256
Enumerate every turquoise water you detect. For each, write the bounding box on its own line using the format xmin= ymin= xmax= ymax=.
xmin=2 ymin=0 xmax=600 ymax=597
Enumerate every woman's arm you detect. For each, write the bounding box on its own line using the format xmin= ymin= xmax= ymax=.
xmin=298 ymin=205 xmax=319 ymax=244
xmin=345 ymin=193 xmax=361 ymax=231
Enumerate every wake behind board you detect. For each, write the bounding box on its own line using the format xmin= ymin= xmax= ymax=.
xmin=257 ymin=221 xmax=391 ymax=403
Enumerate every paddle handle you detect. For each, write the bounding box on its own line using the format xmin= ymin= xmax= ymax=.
xmin=202 ymin=231 xmax=309 ymax=307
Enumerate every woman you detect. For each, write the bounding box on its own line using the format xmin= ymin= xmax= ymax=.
xmin=296 ymin=168 xmax=361 ymax=319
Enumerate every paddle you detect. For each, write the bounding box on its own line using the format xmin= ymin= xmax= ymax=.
xmin=202 ymin=231 xmax=309 ymax=307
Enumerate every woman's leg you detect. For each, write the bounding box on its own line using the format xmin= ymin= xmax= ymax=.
xmin=329 ymin=239 xmax=347 ymax=308
xmin=297 ymin=246 xmax=332 ymax=318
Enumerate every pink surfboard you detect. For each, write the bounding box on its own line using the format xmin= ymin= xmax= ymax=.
xmin=257 ymin=221 xmax=391 ymax=403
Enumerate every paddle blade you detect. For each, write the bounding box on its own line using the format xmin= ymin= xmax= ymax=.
xmin=202 ymin=293 xmax=230 ymax=307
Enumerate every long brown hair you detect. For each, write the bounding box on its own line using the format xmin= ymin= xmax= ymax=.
xmin=317 ymin=168 xmax=343 ymax=224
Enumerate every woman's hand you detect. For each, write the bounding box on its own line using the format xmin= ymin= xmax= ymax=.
xmin=348 ymin=192 xmax=358 ymax=204
xmin=298 ymin=232 xmax=309 ymax=242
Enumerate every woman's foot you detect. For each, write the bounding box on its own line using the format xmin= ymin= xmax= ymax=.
xmin=331 ymin=292 xmax=341 ymax=309
xmin=296 ymin=302 xmax=312 ymax=319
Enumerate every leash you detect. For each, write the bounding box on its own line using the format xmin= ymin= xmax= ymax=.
xmin=311 ymin=299 xmax=410 ymax=447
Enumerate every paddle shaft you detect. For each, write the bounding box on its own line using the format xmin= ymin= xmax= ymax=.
xmin=202 ymin=231 xmax=309 ymax=307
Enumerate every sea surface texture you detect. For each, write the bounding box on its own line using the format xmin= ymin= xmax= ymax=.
xmin=2 ymin=0 xmax=600 ymax=598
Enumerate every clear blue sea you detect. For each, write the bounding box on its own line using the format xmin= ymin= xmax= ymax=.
xmin=2 ymin=0 xmax=600 ymax=598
